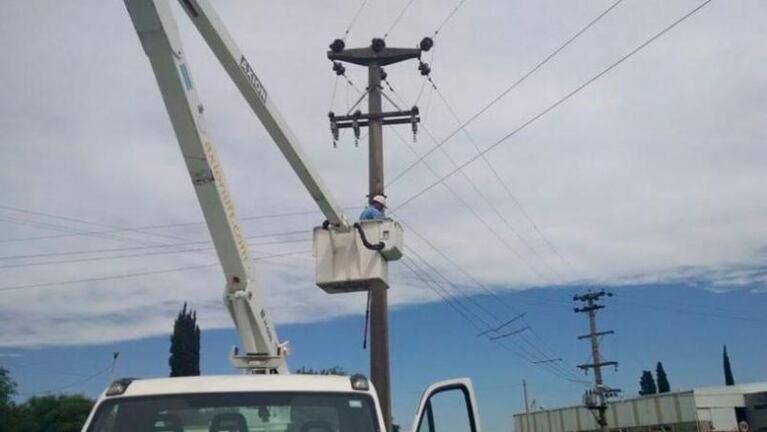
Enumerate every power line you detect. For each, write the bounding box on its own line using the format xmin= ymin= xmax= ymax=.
xmin=0 ymin=230 xmax=308 ymax=261
xmin=386 ymin=83 xmax=563 ymax=283
xmin=428 ymin=78 xmax=583 ymax=280
xmin=0 ymin=207 xmax=339 ymax=244
xmin=0 ymin=249 xmax=311 ymax=293
xmin=18 ymin=365 xmax=111 ymax=397
xmin=0 ymin=237 xmax=310 ymax=270
xmin=340 ymin=0 xmax=370 ymax=42
xmin=398 ymin=216 xmax=588 ymax=381
xmin=391 ymin=0 xmax=713 ymax=212
xmin=431 ymin=0 xmax=469 ymax=38
xmin=401 ymin=256 xmax=585 ymax=384
xmin=383 ymin=0 xmax=417 ymax=40
xmin=386 ymin=0 xmax=624 ymax=188
xmin=386 ymin=125 xmax=556 ymax=284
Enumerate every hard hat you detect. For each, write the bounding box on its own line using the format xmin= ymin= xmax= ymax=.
xmin=371 ymin=195 xmax=387 ymax=207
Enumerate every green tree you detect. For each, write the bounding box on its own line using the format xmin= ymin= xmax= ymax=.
xmin=639 ymin=370 xmax=657 ymax=396
xmin=295 ymin=366 xmax=347 ymax=376
xmin=723 ymin=345 xmax=735 ymax=386
xmin=14 ymin=394 xmax=93 ymax=432
xmin=656 ymin=362 xmax=670 ymax=393
xmin=1 ymin=366 xmax=18 ymax=431
xmin=169 ymin=302 xmax=201 ymax=377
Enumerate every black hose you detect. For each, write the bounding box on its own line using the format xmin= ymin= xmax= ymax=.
xmin=353 ymin=222 xmax=385 ymax=251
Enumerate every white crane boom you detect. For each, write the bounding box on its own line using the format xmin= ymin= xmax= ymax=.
xmin=177 ymin=0 xmax=349 ymax=230
xmin=124 ymin=0 xmax=348 ymax=373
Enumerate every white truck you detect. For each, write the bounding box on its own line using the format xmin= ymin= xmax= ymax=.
xmin=81 ymin=1 xmax=482 ymax=431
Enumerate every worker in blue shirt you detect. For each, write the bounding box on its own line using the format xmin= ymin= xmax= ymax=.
xmin=359 ymin=195 xmax=386 ymax=220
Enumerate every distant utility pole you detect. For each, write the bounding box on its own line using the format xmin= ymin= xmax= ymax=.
xmin=574 ymin=290 xmax=620 ymax=432
xmin=109 ymin=352 xmax=120 ymax=383
xmin=327 ymin=35 xmax=433 ymax=432
xmin=523 ymin=379 xmax=532 ymax=432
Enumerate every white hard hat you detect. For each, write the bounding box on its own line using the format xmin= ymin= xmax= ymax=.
xmin=371 ymin=195 xmax=387 ymax=207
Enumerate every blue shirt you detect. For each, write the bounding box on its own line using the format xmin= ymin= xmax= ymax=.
xmin=359 ymin=206 xmax=385 ymax=220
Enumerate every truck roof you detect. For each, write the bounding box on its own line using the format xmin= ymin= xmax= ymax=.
xmin=107 ymin=375 xmax=371 ymax=398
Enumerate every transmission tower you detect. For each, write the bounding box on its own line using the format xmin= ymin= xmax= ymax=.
xmin=325 ymin=35 xmax=434 ymax=432
xmin=574 ymin=290 xmax=621 ymax=432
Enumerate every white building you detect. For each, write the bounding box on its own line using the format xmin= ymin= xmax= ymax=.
xmin=514 ymin=383 xmax=767 ymax=432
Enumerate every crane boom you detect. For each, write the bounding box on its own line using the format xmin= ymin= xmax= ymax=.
xmin=177 ymin=0 xmax=349 ymax=230
xmin=124 ymin=0 xmax=350 ymax=373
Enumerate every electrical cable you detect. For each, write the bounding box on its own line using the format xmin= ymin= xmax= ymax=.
xmin=341 ymin=0 xmax=370 ymax=42
xmin=0 ymin=237 xmax=310 ymax=270
xmin=383 ymin=0 xmax=417 ymax=40
xmin=432 ymin=0 xmax=469 ymax=38
xmin=390 ymin=0 xmax=713 ymax=213
xmin=18 ymin=364 xmax=111 ymax=397
xmin=0 ymin=207 xmax=363 ymax=244
xmin=0 ymin=230 xmax=309 ymax=261
xmin=386 ymin=85 xmax=562 ymax=283
xmin=386 ymin=0 xmax=625 ymax=188
xmin=0 ymin=249 xmax=311 ymax=293
xmin=397 ymin=215 xmax=588 ymax=381
xmin=406 ymin=250 xmax=587 ymax=383
xmin=428 ymin=79 xmax=583 ymax=280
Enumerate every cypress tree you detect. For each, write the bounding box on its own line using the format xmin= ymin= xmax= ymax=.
xmin=169 ymin=303 xmax=201 ymax=377
xmin=639 ymin=370 xmax=657 ymax=396
xmin=656 ymin=362 xmax=670 ymax=393
xmin=723 ymin=345 xmax=735 ymax=386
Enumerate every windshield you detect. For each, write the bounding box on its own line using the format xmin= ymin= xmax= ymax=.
xmin=86 ymin=392 xmax=379 ymax=432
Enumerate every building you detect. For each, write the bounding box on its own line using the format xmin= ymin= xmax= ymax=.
xmin=514 ymin=383 xmax=767 ymax=432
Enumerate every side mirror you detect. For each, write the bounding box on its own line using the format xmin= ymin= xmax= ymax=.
xmin=411 ymin=378 xmax=481 ymax=432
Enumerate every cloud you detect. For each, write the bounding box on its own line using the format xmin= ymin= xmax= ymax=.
xmin=1 ymin=0 xmax=766 ymax=347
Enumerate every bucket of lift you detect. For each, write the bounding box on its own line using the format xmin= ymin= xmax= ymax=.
xmin=313 ymin=219 xmax=403 ymax=294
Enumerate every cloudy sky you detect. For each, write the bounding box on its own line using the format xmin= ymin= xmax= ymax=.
xmin=0 ymin=0 xmax=766 ymax=423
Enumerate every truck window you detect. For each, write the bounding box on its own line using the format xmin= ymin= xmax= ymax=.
xmin=87 ymin=392 xmax=378 ymax=432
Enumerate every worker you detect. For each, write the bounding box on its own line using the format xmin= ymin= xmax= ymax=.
xmin=359 ymin=195 xmax=386 ymax=220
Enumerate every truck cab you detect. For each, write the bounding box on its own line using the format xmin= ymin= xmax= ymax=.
xmin=82 ymin=375 xmax=480 ymax=432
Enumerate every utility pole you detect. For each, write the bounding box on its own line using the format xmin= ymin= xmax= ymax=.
xmin=574 ymin=290 xmax=620 ymax=432
xmin=327 ymin=36 xmax=433 ymax=432
xmin=523 ymin=379 xmax=531 ymax=432
xmin=109 ymin=352 xmax=120 ymax=383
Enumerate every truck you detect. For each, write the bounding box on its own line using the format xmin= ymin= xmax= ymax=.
xmin=81 ymin=1 xmax=482 ymax=431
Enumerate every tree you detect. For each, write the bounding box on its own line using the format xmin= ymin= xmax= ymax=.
xmin=169 ymin=302 xmax=201 ymax=377
xmin=295 ymin=366 xmax=347 ymax=376
xmin=13 ymin=394 xmax=94 ymax=432
xmin=639 ymin=370 xmax=657 ymax=396
xmin=656 ymin=362 xmax=670 ymax=393
xmin=0 ymin=366 xmax=18 ymax=431
xmin=723 ymin=345 xmax=735 ymax=386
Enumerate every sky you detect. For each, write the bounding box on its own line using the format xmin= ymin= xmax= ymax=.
xmin=0 ymin=0 xmax=766 ymax=430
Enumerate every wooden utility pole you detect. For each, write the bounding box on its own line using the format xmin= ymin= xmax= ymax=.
xmin=328 ymin=36 xmax=431 ymax=432
xmin=574 ymin=290 xmax=620 ymax=432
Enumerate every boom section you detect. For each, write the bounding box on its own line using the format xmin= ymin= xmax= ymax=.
xmin=124 ymin=0 xmax=286 ymax=373
xmin=177 ymin=0 xmax=349 ymax=230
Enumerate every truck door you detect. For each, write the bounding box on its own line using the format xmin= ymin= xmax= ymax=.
xmin=410 ymin=378 xmax=481 ymax=432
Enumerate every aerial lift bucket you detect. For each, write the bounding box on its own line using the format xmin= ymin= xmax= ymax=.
xmin=313 ymin=219 xmax=403 ymax=294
